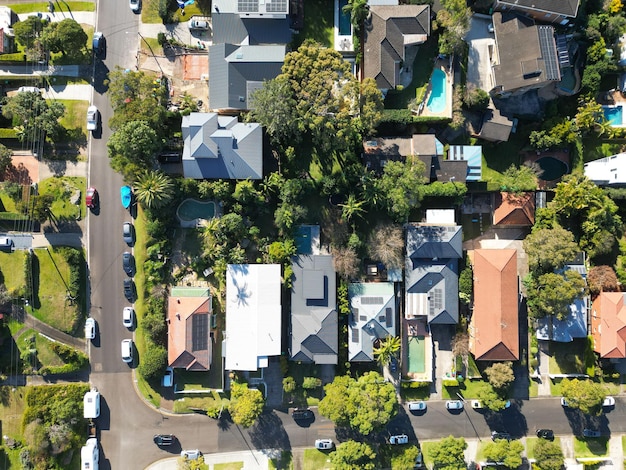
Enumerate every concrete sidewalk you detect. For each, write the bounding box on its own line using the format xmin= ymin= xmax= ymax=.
xmin=146 ymin=450 xmax=273 ymax=470
xmin=43 ymin=84 xmax=92 ymax=101
xmin=17 ymin=11 xmax=95 ymax=24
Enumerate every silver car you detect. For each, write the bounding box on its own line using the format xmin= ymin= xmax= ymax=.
xmin=87 ymin=105 xmax=99 ymax=132
xmin=315 ymin=439 xmax=334 ymax=450
xmin=446 ymin=400 xmax=464 ymax=411
xmin=122 ymin=222 xmax=135 ymax=246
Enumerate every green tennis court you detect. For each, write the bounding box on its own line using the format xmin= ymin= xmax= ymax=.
xmin=408 ymin=336 xmax=426 ymax=374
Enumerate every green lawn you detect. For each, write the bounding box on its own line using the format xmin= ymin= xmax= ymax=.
xmin=39 ymin=176 xmax=86 ymax=222
xmin=291 ymin=0 xmax=333 ymax=49
xmin=443 ymin=379 xmax=486 ymax=399
xmin=214 ymin=462 xmax=243 ymax=470
xmin=7 ymin=1 xmax=95 ymax=13
xmin=57 ymin=100 xmax=89 ymax=145
xmin=269 ymin=451 xmax=293 ymax=470
xmin=302 ymin=448 xmax=333 ymax=470
xmin=573 ymin=437 xmax=609 ymax=458
xmin=0 ymin=386 xmax=27 ymax=468
xmin=547 ymin=340 xmax=586 ymax=375
xmin=142 ymin=0 xmax=163 ymax=24
xmin=529 ymin=378 xmax=539 ymax=397
xmin=0 ymin=249 xmax=25 ymax=293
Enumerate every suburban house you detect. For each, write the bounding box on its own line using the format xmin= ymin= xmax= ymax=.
xmin=470 ymin=249 xmax=519 ymax=361
xmin=405 ymin=223 xmax=463 ymax=325
xmin=449 ymin=145 xmax=482 ymax=182
xmin=348 ymin=282 xmax=397 ymax=362
xmin=181 ymin=112 xmax=263 ymax=180
xmin=290 ymin=254 xmax=338 ymax=364
xmin=223 ymin=264 xmax=282 ymax=371
xmin=476 ymin=107 xmax=514 ymax=143
xmin=584 ymin=154 xmax=626 ymax=186
xmin=591 ymin=292 xmax=626 ymax=358
xmin=489 ymin=12 xmax=562 ymax=97
xmin=536 ymin=254 xmax=588 ymax=342
xmin=493 ymin=192 xmax=535 ymax=226
xmin=167 ymin=287 xmax=213 ymax=371
xmin=492 ymin=0 xmax=580 ymax=25
xmin=211 ymin=0 xmax=291 ymax=45
xmin=363 ymin=4 xmax=430 ymax=92
xmin=209 ymin=44 xmax=286 ymax=111
xmin=0 ymin=7 xmax=15 ymax=54
xmin=362 ymin=134 xmax=470 ymax=182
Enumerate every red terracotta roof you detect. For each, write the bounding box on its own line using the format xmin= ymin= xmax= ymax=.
xmin=493 ymin=192 xmax=535 ymax=226
xmin=591 ymin=292 xmax=626 ymax=358
xmin=470 ymin=249 xmax=519 ymax=361
xmin=167 ymin=294 xmax=212 ymax=370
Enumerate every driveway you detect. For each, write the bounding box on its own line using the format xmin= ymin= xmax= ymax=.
xmin=466 ymin=14 xmax=496 ymax=92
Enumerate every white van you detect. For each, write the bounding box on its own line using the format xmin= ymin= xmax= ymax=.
xmin=83 ymin=388 xmax=100 ymax=419
xmin=0 ymin=237 xmax=13 ymax=250
xmin=80 ymin=438 xmax=99 ymax=470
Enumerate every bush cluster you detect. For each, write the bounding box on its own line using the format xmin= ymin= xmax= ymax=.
xmin=23 ymin=250 xmax=33 ymax=301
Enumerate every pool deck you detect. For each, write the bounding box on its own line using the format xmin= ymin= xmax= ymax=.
xmin=521 ymin=149 xmax=570 ymax=189
xmin=417 ymin=57 xmax=453 ymax=119
xmin=402 ymin=318 xmax=433 ymax=383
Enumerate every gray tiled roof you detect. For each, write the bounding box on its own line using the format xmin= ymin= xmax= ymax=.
xmin=364 ymin=5 xmax=430 ymax=89
xmin=212 ymin=13 xmax=291 ymax=44
xmin=290 ymin=255 xmax=338 ymax=364
xmin=495 ymin=0 xmax=579 ymax=18
xmin=181 ymin=112 xmax=263 ymax=180
xmin=209 ymin=43 xmax=285 ymax=110
xmin=406 ymin=225 xmax=463 ymax=260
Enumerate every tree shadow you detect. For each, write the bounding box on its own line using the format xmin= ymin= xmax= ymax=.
xmin=483 ymin=400 xmax=528 ymax=439
xmin=31 ymin=251 xmax=41 ymax=309
xmin=217 ymin=412 xmax=232 ymax=431
xmin=248 ymin=410 xmax=291 ymax=451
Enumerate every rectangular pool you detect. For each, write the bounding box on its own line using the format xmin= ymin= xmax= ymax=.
xmin=338 ymin=0 xmax=352 ymax=36
xmin=603 ymin=105 xmax=623 ymax=126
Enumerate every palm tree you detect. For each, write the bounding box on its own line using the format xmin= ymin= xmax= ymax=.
xmin=373 ymin=336 xmax=401 ymax=367
xmin=342 ymin=0 xmax=370 ymax=30
xmin=134 ymin=170 xmax=174 ymax=210
xmin=339 ymin=194 xmax=366 ymax=223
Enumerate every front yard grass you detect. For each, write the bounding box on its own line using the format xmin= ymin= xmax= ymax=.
xmin=573 ymin=437 xmax=609 ymax=458
xmin=302 ymin=448 xmax=333 ymax=470
xmin=420 ymin=441 xmax=440 ymax=469
xmin=529 ymin=378 xmax=539 ymax=397
xmin=0 ymin=386 xmax=27 ymax=468
xmin=0 ymin=249 xmax=25 ymax=293
xmin=57 ymin=100 xmax=89 ymax=145
xmin=16 ymin=329 xmax=65 ymax=369
xmin=443 ymin=378 xmax=486 ymax=399
xmin=269 ymin=451 xmax=293 ymax=470
xmin=39 ymin=176 xmax=86 ymax=222
xmin=547 ymin=339 xmax=587 ymax=375
xmin=291 ymin=0 xmax=333 ymax=49
xmin=6 ymin=1 xmax=95 ymax=13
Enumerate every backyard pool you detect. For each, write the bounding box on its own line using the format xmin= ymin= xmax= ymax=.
xmin=338 ymin=0 xmax=352 ymax=36
xmin=408 ymin=336 xmax=426 ymax=374
xmin=426 ymin=69 xmax=446 ymax=113
xmin=177 ymin=199 xmax=216 ymax=226
xmin=536 ymin=157 xmax=568 ymax=181
xmin=603 ymin=105 xmax=624 ymax=126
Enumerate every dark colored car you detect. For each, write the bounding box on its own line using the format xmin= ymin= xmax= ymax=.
xmin=491 ymin=431 xmax=511 ymax=441
xmin=92 ymin=32 xmax=105 ymax=58
xmin=536 ymin=429 xmax=554 ymax=440
xmin=583 ymin=429 xmax=601 ymax=438
xmin=292 ymin=408 xmax=313 ymax=421
xmin=122 ymin=252 xmax=135 ymax=276
xmin=153 ymin=434 xmax=175 ymax=446
xmin=390 ymin=356 xmax=398 ymax=372
xmin=123 ymin=278 xmax=136 ymax=302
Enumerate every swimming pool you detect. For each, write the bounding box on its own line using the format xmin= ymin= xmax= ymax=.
xmin=338 ymin=0 xmax=351 ymax=36
xmin=177 ymin=199 xmax=216 ymax=226
xmin=603 ymin=105 xmax=623 ymax=126
xmin=536 ymin=157 xmax=568 ymax=181
xmin=408 ymin=336 xmax=426 ymax=374
xmin=427 ymin=69 xmax=446 ymax=113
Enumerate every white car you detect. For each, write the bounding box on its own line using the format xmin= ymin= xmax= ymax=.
xmin=561 ymin=397 xmax=569 ymax=407
xmin=181 ymin=449 xmax=201 ymax=460
xmin=389 ymin=434 xmax=409 ymax=445
xmin=162 ymin=367 xmax=173 ymax=387
xmin=122 ymin=307 xmax=134 ymax=328
xmin=407 ymin=401 xmax=427 ymax=411
xmin=603 ymin=396 xmax=615 ymax=407
xmin=471 ymin=400 xmax=482 ymax=409
xmin=446 ymin=400 xmax=464 ymax=411
xmin=17 ymin=86 xmax=41 ymax=94
xmin=84 ymin=318 xmax=96 ymax=340
xmin=86 ymin=105 xmax=99 ymax=132
xmin=121 ymin=339 xmax=134 ymax=363
xmin=129 ymin=0 xmax=140 ymax=12
xmin=315 ymin=439 xmax=334 ymax=450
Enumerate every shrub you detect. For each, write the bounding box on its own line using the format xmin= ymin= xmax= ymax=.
xmin=157 ymin=32 xmax=167 ymax=47
xmin=302 ymin=377 xmax=322 ymax=389
xmin=0 ymin=128 xmax=17 ymax=139
xmin=142 ymin=312 xmax=167 ymax=346
xmin=338 ymin=280 xmax=350 ymax=316
xmin=23 ymin=250 xmax=33 ymax=301
xmin=530 ymin=358 xmax=539 ymax=369
xmin=49 ymin=342 xmax=88 ymax=368
xmin=530 ymin=347 xmax=538 ymax=355
xmin=442 ymin=379 xmax=459 ymax=387
xmin=283 ymin=376 xmax=296 ymax=393
xmin=139 ymin=343 xmax=167 ymax=381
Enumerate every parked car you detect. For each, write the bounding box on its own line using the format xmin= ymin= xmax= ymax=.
xmin=180 ymin=449 xmax=201 ymax=460
xmin=122 ymin=252 xmax=135 ymax=276
xmin=121 ymin=339 xmax=134 ymax=363
xmin=471 ymin=400 xmax=482 ymax=409
xmin=122 ymin=307 xmax=134 ymax=328
xmin=292 ymin=408 xmax=313 ymax=421
xmin=536 ymin=429 xmax=554 ymax=440
xmin=315 ymin=439 xmax=334 ymax=450
xmin=603 ymin=396 xmax=615 ymax=407
xmin=17 ymin=86 xmax=41 ymax=94
xmin=153 ymin=434 xmax=175 ymax=446
xmin=162 ymin=367 xmax=173 ymax=387
xmin=188 ymin=17 xmax=210 ymax=30
xmin=446 ymin=400 xmax=464 ymax=411
xmin=129 ymin=0 xmax=140 ymax=12
xmin=0 ymin=237 xmax=13 ymax=251
xmin=84 ymin=318 xmax=96 ymax=340
xmin=86 ymin=187 xmax=98 ymax=209
xmin=122 ymin=222 xmax=135 ymax=246
xmin=407 ymin=401 xmax=427 ymax=412
xmin=92 ymin=31 xmax=105 ymax=57
xmin=583 ymin=428 xmax=601 ymax=438
xmin=123 ymin=278 xmax=136 ymax=301
xmin=491 ymin=431 xmax=511 ymax=441
xmin=561 ymin=397 xmax=569 ymax=407
xmin=389 ymin=434 xmax=409 ymax=445
xmin=86 ymin=105 xmax=100 ymax=132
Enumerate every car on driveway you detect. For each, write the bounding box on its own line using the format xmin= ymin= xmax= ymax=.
xmin=491 ymin=431 xmax=511 ymax=441
xmin=389 ymin=434 xmax=409 ymax=445
xmin=129 ymin=0 xmax=140 ymax=12
xmin=123 ymin=222 xmax=135 ymax=246
xmin=122 ymin=252 xmax=135 ymax=276
xmin=603 ymin=396 xmax=615 ymax=407
xmin=181 ymin=449 xmax=201 ymax=460
xmin=123 ymin=278 xmax=136 ymax=301
xmin=407 ymin=401 xmax=426 ymax=411
xmin=537 ymin=429 xmax=554 ymax=440
xmin=86 ymin=187 xmax=98 ymax=209
xmin=315 ymin=439 xmax=334 ymax=450
xmin=446 ymin=400 xmax=464 ymax=411
xmin=292 ymin=408 xmax=313 ymax=421
xmin=188 ymin=17 xmax=210 ymax=30
xmin=583 ymin=429 xmax=601 ymax=438
xmin=123 ymin=307 xmax=134 ymax=328
xmin=86 ymin=105 xmax=100 ymax=132
xmin=162 ymin=367 xmax=173 ymax=387
xmin=84 ymin=318 xmax=96 ymax=340
xmin=153 ymin=434 xmax=175 ymax=446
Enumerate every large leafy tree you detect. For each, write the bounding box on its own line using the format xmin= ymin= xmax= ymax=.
xmin=534 ymin=438 xmax=565 ymax=470
xmin=13 ymin=16 xmax=46 ymax=49
xmin=525 ymin=270 xmax=586 ymax=320
xmin=436 ymin=0 xmax=472 ymax=55
xmin=0 ymin=143 xmax=13 ymax=178
xmin=561 ymin=379 xmax=606 ymax=415
xmin=106 ymin=67 xmax=168 ymax=131
xmin=107 ymin=120 xmax=162 ymax=181
xmin=373 ymin=336 xmax=400 ymax=367
xmin=2 ymin=92 xmax=65 ymax=142
xmin=247 ymin=77 xmax=299 ymax=146
xmin=484 ymin=439 xmax=524 ymax=469
xmin=342 ymin=0 xmax=370 ymax=29
xmin=429 ymin=435 xmax=467 ymax=470
xmin=319 ymin=371 xmax=397 ymax=435
xmin=475 ymin=382 xmax=509 ymax=412
xmin=228 ymin=382 xmax=265 ymax=428
xmin=367 ymin=224 xmax=404 ymax=270
xmin=43 ymin=19 xmax=87 ymax=59
xmin=134 ymin=171 xmax=174 ymax=210
xmin=499 ymin=164 xmax=539 ymax=193
xmin=484 ymin=362 xmax=515 ymax=390
xmin=376 ymin=158 xmax=427 ymax=222
xmin=523 ymin=227 xmax=579 ymax=275
xmin=330 ymin=440 xmax=376 ymax=470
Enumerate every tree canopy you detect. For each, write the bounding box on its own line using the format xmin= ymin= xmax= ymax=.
xmin=107 ymin=120 xmax=162 ymax=181
xmin=2 ymin=91 xmax=65 ymax=143
xmin=429 ymin=435 xmax=467 ymax=470
xmin=484 ymin=362 xmax=515 ymax=390
xmin=499 ymin=164 xmax=539 ymax=193
xmin=525 ymin=270 xmax=587 ymax=320
xmin=43 ymin=19 xmax=87 ymax=60
xmin=376 ymin=158 xmax=427 ymax=221
xmin=588 ymin=265 xmax=620 ymax=295
xmin=367 ymin=224 xmax=404 ymax=270
xmin=13 ymin=16 xmax=46 ymax=49
xmin=561 ymin=378 xmax=606 ymax=415
xmin=228 ymin=382 xmax=265 ymax=428
xmin=523 ymin=227 xmax=579 ymax=275
xmin=318 ymin=371 xmax=397 ymax=435
xmin=436 ymin=0 xmax=472 ymax=55
xmin=330 ymin=440 xmax=377 ymax=470
xmin=475 ymin=382 xmax=510 ymax=412
xmin=134 ymin=171 xmax=175 ymax=210
xmin=534 ymin=438 xmax=565 ymax=470
xmin=373 ymin=336 xmax=400 ymax=367
xmin=483 ymin=439 xmax=524 ymax=469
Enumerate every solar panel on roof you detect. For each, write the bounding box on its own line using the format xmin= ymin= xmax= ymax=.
xmin=266 ymin=0 xmax=287 ymax=12
xmin=192 ymin=314 xmax=208 ymax=351
xmin=238 ymin=0 xmax=258 ymax=12
xmin=538 ymin=26 xmax=561 ymax=81
xmin=361 ymin=296 xmax=384 ymax=305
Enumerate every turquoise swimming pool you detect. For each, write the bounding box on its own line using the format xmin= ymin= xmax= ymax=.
xmin=603 ymin=106 xmax=623 ymax=126
xmin=427 ymin=69 xmax=446 ymax=113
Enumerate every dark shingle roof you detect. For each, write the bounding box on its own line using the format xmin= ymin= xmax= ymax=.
xmin=212 ymin=13 xmax=292 ymax=44
xmin=495 ymin=0 xmax=579 ymax=18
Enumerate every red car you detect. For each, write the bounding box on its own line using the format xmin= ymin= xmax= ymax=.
xmin=86 ymin=187 xmax=98 ymax=209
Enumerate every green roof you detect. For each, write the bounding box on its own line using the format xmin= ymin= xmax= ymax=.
xmin=170 ymin=287 xmax=210 ymax=298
